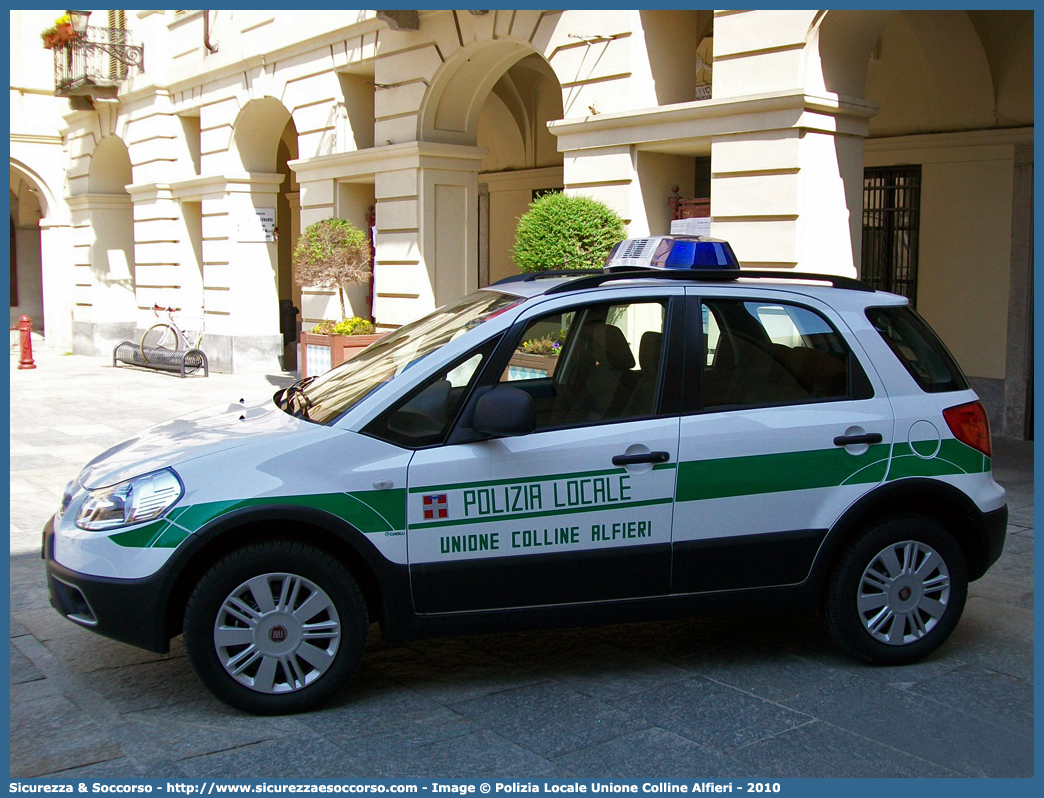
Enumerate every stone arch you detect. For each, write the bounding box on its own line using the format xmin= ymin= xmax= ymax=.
xmin=866 ymin=11 xmax=996 ymax=135
xmin=9 ymin=161 xmax=51 ymax=329
xmin=804 ymin=10 xmax=897 ymax=98
xmin=88 ymin=135 xmax=133 ymax=194
xmin=230 ymin=97 xmax=293 ymax=173
xmin=476 ymin=54 xmax=564 ymax=172
xmin=422 ymin=39 xmax=565 ymax=146
xmin=639 ymin=10 xmax=714 ymax=106
xmin=9 ymin=159 xmax=56 ymax=221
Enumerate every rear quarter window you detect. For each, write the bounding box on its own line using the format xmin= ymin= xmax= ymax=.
xmin=866 ymin=305 xmax=969 ymax=393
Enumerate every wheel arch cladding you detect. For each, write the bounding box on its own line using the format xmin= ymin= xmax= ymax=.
xmin=162 ymin=506 xmax=396 ymax=645
xmin=812 ymin=478 xmax=997 ymax=603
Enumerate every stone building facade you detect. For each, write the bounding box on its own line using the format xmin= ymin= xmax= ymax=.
xmin=8 ymin=9 xmax=1033 ymax=437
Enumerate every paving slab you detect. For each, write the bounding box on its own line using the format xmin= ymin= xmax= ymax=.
xmin=450 ymin=679 xmax=648 ymax=759
xmin=177 ymin=737 xmax=365 ymax=779
xmin=728 ymin=720 xmax=957 ymax=778
xmin=9 ymin=678 xmax=125 ymax=777
xmin=610 ymin=676 xmax=813 ymax=753
xmin=780 ymin=671 xmax=1033 ymax=777
xmin=553 ymin=727 xmax=737 ymax=778
xmin=348 ymin=723 xmax=568 ymax=779
xmin=10 ymin=640 xmax=44 ymax=684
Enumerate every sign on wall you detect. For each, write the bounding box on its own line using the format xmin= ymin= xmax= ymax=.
xmin=237 ymin=208 xmax=277 ymax=242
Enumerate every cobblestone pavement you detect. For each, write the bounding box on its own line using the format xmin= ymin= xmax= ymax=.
xmin=9 ymin=345 xmax=1034 ymax=778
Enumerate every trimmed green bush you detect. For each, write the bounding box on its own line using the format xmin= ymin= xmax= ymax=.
xmin=293 ymin=218 xmax=371 ymax=321
xmin=512 ymin=192 xmax=626 ymax=272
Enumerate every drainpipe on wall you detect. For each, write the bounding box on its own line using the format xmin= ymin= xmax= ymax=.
xmin=204 ymin=10 xmax=218 ymax=54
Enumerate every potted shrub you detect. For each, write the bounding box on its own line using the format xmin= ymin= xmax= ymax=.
xmin=299 ymin=316 xmax=384 ymax=377
xmin=40 ymin=25 xmax=60 ymax=49
xmin=512 ymin=191 xmax=626 ymax=272
xmin=293 ymin=218 xmax=381 ymax=376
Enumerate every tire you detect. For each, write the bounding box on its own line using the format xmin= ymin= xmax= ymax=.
xmin=824 ymin=514 xmax=968 ymax=665
xmin=141 ymin=323 xmax=179 ymax=364
xmin=183 ymin=540 xmax=368 ymax=714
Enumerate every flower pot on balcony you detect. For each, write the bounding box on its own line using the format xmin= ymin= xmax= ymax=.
xmin=42 ymin=32 xmax=62 ymax=49
xmin=299 ymin=331 xmax=386 ymax=378
xmin=54 ymin=23 xmax=76 ymax=43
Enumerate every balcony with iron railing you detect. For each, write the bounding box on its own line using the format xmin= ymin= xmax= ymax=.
xmin=52 ymin=24 xmax=144 ymax=102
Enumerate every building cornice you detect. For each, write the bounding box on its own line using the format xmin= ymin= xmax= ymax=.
xmin=66 ymin=193 xmax=133 ymax=211
xmin=548 ymin=90 xmax=880 ymax=151
xmin=124 ymin=173 xmax=286 ymax=202
xmin=290 ymin=141 xmax=488 ymax=182
xmin=10 ymin=132 xmax=63 ymax=146
xmin=481 ymin=166 xmax=564 ymax=192
xmin=119 ymin=15 xmax=386 ymax=106
xmin=864 ymin=126 xmax=1034 ymax=153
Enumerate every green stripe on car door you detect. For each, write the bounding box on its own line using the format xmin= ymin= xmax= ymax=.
xmin=675 ymin=443 xmax=891 ymax=503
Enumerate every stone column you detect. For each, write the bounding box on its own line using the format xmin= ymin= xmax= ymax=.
xmin=37 ymin=221 xmax=74 ymax=351
xmin=710 ymin=97 xmax=876 ymax=275
xmin=374 ymin=143 xmax=485 ymax=326
xmin=1003 ymin=143 xmax=1034 ymax=439
xmin=65 ymin=194 xmax=137 ymax=354
xmin=294 ymin=142 xmax=485 ymax=331
xmin=169 ymin=173 xmax=285 ymax=373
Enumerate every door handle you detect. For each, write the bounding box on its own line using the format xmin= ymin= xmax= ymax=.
xmin=612 ymin=451 xmax=670 ymax=466
xmin=833 ymin=433 xmax=883 ymax=447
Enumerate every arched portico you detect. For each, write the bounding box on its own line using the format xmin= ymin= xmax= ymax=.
xmin=10 ymin=158 xmax=73 ymax=349
xmin=66 ymin=135 xmax=136 ymax=354
xmin=10 ymin=164 xmax=46 ymax=330
xmin=188 ymin=97 xmax=295 ymax=372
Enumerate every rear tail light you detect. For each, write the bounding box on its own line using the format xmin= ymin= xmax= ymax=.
xmin=943 ymin=400 xmax=992 ymax=458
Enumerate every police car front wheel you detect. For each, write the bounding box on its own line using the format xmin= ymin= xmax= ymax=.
xmin=183 ymin=540 xmax=368 ymax=714
xmin=824 ymin=515 xmax=968 ymax=666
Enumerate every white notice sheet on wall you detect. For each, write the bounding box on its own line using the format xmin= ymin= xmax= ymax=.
xmin=238 ymin=208 xmax=276 ymax=242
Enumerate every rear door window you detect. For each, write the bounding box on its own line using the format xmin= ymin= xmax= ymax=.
xmin=702 ymin=299 xmax=851 ymax=408
xmin=866 ymin=305 xmax=968 ymax=393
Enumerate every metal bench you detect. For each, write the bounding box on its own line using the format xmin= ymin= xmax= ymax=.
xmin=113 ymin=341 xmax=209 ymax=378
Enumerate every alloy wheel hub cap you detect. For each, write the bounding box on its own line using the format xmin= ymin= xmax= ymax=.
xmin=857 ymin=540 xmax=951 ymax=646
xmin=213 ymin=572 xmax=340 ymax=694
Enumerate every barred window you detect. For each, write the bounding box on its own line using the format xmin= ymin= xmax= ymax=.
xmin=861 ymin=166 xmax=921 ymax=304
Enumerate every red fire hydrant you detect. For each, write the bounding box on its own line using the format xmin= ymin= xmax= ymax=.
xmin=18 ymin=315 xmax=36 ymax=370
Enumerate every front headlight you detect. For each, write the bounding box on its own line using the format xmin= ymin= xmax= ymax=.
xmin=56 ymin=481 xmax=76 ymax=520
xmin=75 ymin=469 xmax=183 ymax=531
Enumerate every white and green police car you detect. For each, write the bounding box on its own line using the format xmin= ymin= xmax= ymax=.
xmin=44 ymin=237 xmax=1007 ymax=714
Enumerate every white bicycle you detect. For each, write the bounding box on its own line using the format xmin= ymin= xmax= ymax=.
xmin=141 ymin=305 xmax=205 ymax=372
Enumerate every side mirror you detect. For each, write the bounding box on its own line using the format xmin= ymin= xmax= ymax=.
xmin=473 ymin=386 xmax=535 ymax=437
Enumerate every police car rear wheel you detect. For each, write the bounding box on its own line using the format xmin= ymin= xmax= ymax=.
xmin=824 ymin=515 xmax=968 ymax=666
xmin=184 ymin=540 xmax=367 ymax=714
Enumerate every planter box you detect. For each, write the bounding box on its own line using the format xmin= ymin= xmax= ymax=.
xmin=504 ymin=352 xmax=558 ymax=381
xmin=300 ymin=331 xmax=385 ymax=378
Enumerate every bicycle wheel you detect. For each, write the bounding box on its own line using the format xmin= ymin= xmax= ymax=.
xmin=141 ymin=323 xmax=179 ymax=364
xmin=183 ymin=329 xmax=205 ymax=375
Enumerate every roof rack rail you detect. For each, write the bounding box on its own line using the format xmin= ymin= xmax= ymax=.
xmin=543 ymin=268 xmax=876 ymax=295
xmin=491 ymin=268 xmax=603 ymax=287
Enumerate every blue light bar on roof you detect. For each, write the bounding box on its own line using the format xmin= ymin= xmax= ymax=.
xmin=605 ymin=235 xmax=739 ymax=272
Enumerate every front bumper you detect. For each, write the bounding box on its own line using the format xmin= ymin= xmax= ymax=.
xmin=43 ymin=516 xmax=172 ymax=653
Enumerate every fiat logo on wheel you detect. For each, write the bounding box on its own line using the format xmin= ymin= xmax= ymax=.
xmin=269 ymin=626 xmax=288 ymax=642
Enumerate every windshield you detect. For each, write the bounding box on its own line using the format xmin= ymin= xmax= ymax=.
xmin=279 ymin=290 xmax=522 ymax=425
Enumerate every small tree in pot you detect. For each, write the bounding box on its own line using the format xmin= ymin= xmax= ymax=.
xmin=293 ymin=218 xmax=372 ymax=322
xmin=512 ymin=192 xmax=626 ymax=272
